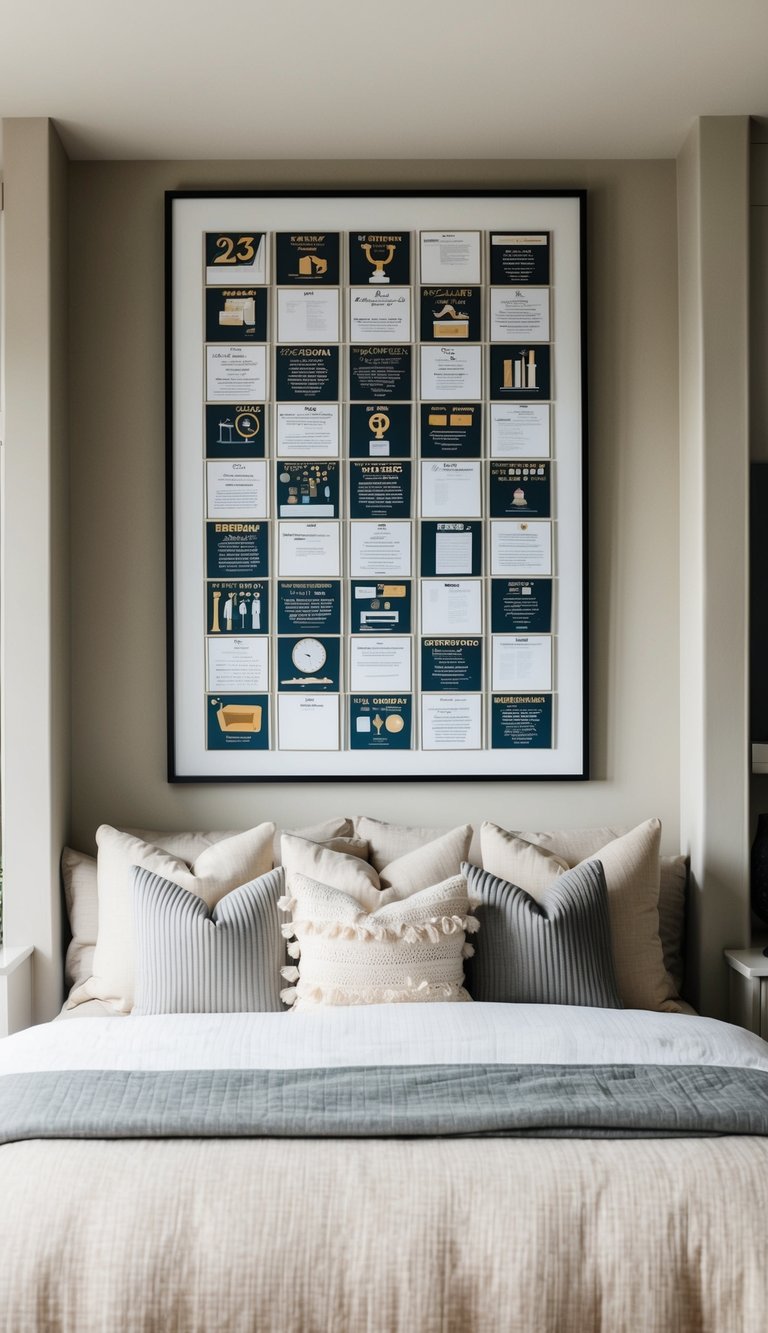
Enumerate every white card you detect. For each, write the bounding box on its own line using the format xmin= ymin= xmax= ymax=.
xmin=491 ymin=635 xmax=552 ymax=691
xmin=277 ymin=288 xmax=340 ymax=343
xmin=491 ymin=520 xmax=552 ymax=576
xmin=490 ymin=404 xmax=550 ymax=459
xmin=349 ymin=636 xmax=412 ymax=692
xmin=421 ymin=694 xmax=482 ymax=750
xmin=348 ymin=287 xmax=411 ymax=342
xmin=206 ymin=345 xmax=267 ymax=401
xmin=207 ymin=636 xmax=269 ymax=692
xmin=421 ymin=581 xmax=482 ymax=635
xmin=435 ymin=528 xmax=473 ymax=575
xmin=206 ymin=460 xmax=268 ymax=519
xmin=278 ymin=695 xmax=340 ymax=750
xmin=277 ymin=521 xmax=341 ymax=577
xmin=490 ymin=287 xmax=550 ymax=342
xmin=420 ymin=345 xmax=482 ymax=400
xmin=420 ymin=461 xmax=482 ymax=518
xmin=276 ymin=404 xmax=339 ymax=458
xmin=350 ymin=521 xmax=412 ymax=577
xmin=420 ymin=231 xmax=481 ymax=284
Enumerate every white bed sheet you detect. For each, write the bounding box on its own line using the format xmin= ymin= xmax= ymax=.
xmin=4 ymin=1002 xmax=767 ymax=1075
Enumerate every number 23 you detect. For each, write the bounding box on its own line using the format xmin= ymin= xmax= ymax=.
xmin=213 ymin=235 xmax=256 ymax=265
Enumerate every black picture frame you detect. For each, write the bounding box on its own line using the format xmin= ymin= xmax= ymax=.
xmin=166 ymin=190 xmax=588 ymax=782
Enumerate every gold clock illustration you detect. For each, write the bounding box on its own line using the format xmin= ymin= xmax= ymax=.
xmin=291 ymin=638 xmax=327 ymax=674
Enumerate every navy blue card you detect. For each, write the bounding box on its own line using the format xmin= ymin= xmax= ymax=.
xmin=206 ymin=521 xmax=269 ymax=579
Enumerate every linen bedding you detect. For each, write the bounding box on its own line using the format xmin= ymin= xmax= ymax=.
xmin=2 ymin=1006 xmax=768 ymax=1332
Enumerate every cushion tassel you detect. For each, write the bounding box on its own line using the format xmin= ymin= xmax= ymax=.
xmin=289 ymin=978 xmax=471 ymax=1007
xmin=286 ymin=940 xmax=301 ymax=959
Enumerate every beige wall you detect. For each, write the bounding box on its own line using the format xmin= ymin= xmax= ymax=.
xmin=1 ymin=119 xmax=69 ymax=1020
xmin=750 ymin=122 xmax=768 ymax=836
xmin=677 ymin=118 xmax=751 ymax=1016
xmin=750 ymin=120 xmax=768 ymax=464
xmin=68 ymin=158 xmax=681 ymax=852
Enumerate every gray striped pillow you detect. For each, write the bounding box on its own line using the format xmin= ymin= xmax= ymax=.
xmin=462 ymin=860 xmax=621 ymax=1008
xmin=132 ymin=865 xmax=285 ymax=1014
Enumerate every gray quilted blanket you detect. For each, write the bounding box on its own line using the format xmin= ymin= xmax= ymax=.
xmin=2 ymin=1062 xmax=768 ymax=1142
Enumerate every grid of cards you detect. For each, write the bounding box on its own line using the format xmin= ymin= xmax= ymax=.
xmin=202 ymin=228 xmax=555 ymax=754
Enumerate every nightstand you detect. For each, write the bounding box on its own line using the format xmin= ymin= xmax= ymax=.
xmin=725 ymin=949 xmax=768 ymax=1038
xmin=0 ymin=946 xmax=34 ymax=1037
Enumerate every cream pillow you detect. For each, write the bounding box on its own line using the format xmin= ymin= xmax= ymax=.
xmin=354 ymin=816 xmax=477 ymax=873
xmin=514 ymin=825 xmax=689 ymax=996
xmin=61 ymin=830 xmax=241 ymax=1001
xmin=657 ymin=855 xmax=688 ymax=995
xmin=281 ymin=833 xmax=378 ymax=901
xmin=69 ymin=822 xmax=275 ymax=1012
xmin=272 ymin=816 xmax=353 ymax=864
xmin=122 ymin=828 xmax=238 ymax=859
xmin=281 ymin=825 xmax=473 ymax=912
xmin=279 ymin=871 xmax=477 ymax=1009
xmin=480 ymin=818 xmax=684 ymax=1013
xmin=61 ymin=848 xmax=99 ymax=990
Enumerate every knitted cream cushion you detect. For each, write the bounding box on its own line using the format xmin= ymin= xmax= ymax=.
xmin=279 ymin=872 xmax=478 ymax=1010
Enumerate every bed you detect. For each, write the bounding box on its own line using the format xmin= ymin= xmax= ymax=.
xmin=1 ymin=1004 xmax=768 ymax=1331
xmin=1 ymin=816 xmax=764 ymax=1331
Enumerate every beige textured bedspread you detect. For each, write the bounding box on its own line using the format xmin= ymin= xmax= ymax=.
xmin=1 ymin=1135 xmax=766 ymax=1333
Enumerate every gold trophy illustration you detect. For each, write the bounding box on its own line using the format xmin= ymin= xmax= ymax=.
xmin=369 ymin=411 xmax=390 ymax=441
xmin=361 ymin=242 xmax=396 ymax=284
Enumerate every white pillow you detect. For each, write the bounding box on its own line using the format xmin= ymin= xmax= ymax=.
xmin=61 ymin=848 xmax=99 ymax=990
xmin=272 ymin=816 xmax=354 ymax=864
xmin=68 ymin=822 xmax=275 ymax=1012
xmin=280 ymin=871 xmax=477 ymax=1009
xmin=122 ymin=828 xmax=238 ymax=859
xmin=281 ymin=825 xmax=473 ymax=912
xmin=354 ymin=816 xmax=477 ymax=872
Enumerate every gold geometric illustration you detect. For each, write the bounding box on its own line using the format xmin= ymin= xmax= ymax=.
xmin=298 ymin=254 xmax=328 ymax=276
xmin=217 ymin=704 xmax=263 ymax=733
xmin=432 ymin=303 xmax=468 ymax=339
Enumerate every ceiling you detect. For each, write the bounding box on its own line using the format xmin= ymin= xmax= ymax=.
xmin=1 ymin=0 xmax=767 ymax=163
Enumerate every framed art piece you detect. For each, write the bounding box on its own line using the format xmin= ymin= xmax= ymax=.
xmin=166 ymin=190 xmax=588 ymax=781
